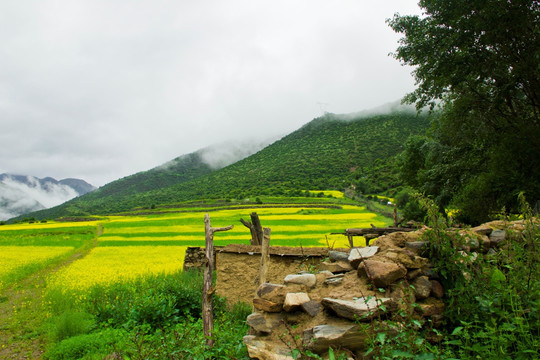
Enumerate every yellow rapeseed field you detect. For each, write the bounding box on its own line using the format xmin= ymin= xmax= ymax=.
xmin=47 ymin=246 xmax=187 ymax=291
xmin=0 ymin=246 xmax=73 ymax=289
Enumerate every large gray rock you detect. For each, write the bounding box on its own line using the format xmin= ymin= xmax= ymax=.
xmin=284 ymin=273 xmax=316 ymax=288
xmin=329 ymin=250 xmax=349 ymax=262
xmin=412 ymin=276 xmax=432 ymax=300
xmin=358 ymin=260 xmax=407 ymax=287
xmin=321 ymin=297 xmax=394 ymax=321
xmin=490 ymin=229 xmax=506 ymax=245
xmin=348 ymin=246 xmax=379 ymax=268
xmin=303 ymin=324 xmax=368 ymax=353
xmin=247 ymin=312 xmax=283 ymax=334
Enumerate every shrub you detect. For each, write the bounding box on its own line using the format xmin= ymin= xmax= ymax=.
xmin=52 ymin=311 xmax=96 ymax=342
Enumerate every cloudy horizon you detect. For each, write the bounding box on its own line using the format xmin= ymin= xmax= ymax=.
xmin=0 ymin=0 xmax=422 ymax=187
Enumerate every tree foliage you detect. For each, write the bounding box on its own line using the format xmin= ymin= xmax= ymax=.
xmin=389 ymin=0 xmax=540 ymax=224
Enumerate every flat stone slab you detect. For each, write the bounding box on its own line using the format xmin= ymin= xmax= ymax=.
xmin=321 ymin=297 xmax=394 ymax=321
xmin=318 ymin=261 xmax=352 ymax=273
xmin=244 ymin=336 xmax=294 ymax=360
xmin=284 ymin=273 xmax=316 ymax=288
xmin=325 ymin=274 xmax=345 ymax=286
xmin=247 ymin=312 xmax=283 ymax=334
xmin=329 ymin=250 xmax=349 ymax=262
xmin=253 ymin=298 xmax=283 ymax=313
xmin=348 ymin=246 xmax=379 ymax=268
xmin=303 ymin=324 xmax=368 ymax=353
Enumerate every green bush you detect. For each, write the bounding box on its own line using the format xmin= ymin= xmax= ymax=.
xmin=44 ymin=328 xmax=122 ymax=360
xmin=53 ymin=311 xmax=96 ymax=342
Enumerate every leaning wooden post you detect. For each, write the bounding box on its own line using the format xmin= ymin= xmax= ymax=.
xmin=251 ymin=212 xmax=264 ymax=246
xmin=203 ymin=213 xmax=233 ymax=348
xmin=259 ymin=227 xmax=271 ymax=285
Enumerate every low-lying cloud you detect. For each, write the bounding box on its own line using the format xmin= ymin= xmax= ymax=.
xmin=0 ymin=175 xmax=81 ymax=220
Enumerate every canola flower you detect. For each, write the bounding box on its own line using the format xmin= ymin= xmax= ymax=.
xmin=0 ymin=246 xmax=73 ymax=289
xmin=309 ymin=190 xmax=345 ymax=198
xmin=47 ymin=246 xmax=187 ymax=291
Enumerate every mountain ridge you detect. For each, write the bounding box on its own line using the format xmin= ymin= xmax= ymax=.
xmin=11 ymin=109 xmax=429 ymax=221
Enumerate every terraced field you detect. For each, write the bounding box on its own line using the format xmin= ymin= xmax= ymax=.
xmin=1 ymin=200 xmax=389 ymax=292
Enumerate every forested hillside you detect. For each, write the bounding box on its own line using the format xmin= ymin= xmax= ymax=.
xmin=20 ymin=110 xmax=428 ymax=219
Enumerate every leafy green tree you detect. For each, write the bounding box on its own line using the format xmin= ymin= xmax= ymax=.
xmin=389 ymin=0 xmax=540 ymax=224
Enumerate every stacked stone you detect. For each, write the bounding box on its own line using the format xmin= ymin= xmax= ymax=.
xmin=243 ymin=230 xmax=445 ymax=359
xmin=242 ymin=221 xmax=524 ymax=359
xmin=182 ymin=247 xmax=206 ymax=271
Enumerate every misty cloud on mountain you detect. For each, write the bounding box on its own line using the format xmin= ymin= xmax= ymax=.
xmin=0 ymin=174 xmax=95 ymax=221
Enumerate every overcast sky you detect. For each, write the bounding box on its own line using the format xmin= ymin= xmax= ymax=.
xmin=0 ymin=0 xmax=422 ymax=187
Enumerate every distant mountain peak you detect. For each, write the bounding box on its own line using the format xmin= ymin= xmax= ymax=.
xmin=0 ymin=174 xmax=96 ymax=221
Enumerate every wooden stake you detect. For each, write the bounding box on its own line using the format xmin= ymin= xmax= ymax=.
xmin=203 ymin=213 xmax=233 ymax=348
xmin=251 ymin=212 xmax=264 ymax=246
xmin=259 ymin=227 xmax=271 ymax=285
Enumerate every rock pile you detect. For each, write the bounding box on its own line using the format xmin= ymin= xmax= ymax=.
xmin=243 ymin=221 xmax=519 ymax=359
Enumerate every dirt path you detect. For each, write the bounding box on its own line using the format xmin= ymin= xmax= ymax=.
xmin=0 ymin=224 xmax=103 ymax=359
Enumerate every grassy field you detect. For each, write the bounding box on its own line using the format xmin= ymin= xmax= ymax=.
xmin=0 ymin=196 xmax=392 ymax=358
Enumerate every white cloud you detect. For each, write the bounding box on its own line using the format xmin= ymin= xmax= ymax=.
xmin=0 ymin=0 xmax=422 ymax=186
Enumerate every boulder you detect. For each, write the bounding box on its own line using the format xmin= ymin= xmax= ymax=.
xmin=284 ymin=273 xmax=316 ymax=288
xmin=430 ymin=280 xmax=444 ymax=298
xmin=303 ymin=324 xmax=368 ymax=353
xmin=329 ymin=250 xmax=349 ymax=262
xmin=348 ymin=246 xmax=379 ymax=268
xmin=318 ymin=261 xmax=352 ymax=273
xmin=253 ymin=298 xmax=283 ymax=313
xmin=358 ymin=260 xmax=407 ymax=287
xmin=283 ymin=292 xmax=310 ymax=312
xmin=321 ymin=297 xmax=394 ymax=321
xmin=247 ymin=312 xmax=283 ymax=334
xmin=490 ymin=229 xmax=506 ymax=245
xmin=411 ymin=276 xmax=432 ymax=300
xmin=243 ymin=336 xmax=294 ymax=360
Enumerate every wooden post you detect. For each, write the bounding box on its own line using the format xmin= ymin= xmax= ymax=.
xmin=348 ymin=235 xmax=354 ymax=248
xmin=393 ymin=205 xmax=398 ymax=227
xmin=259 ymin=227 xmax=271 ymax=285
xmin=240 ymin=218 xmax=259 ymax=245
xmin=251 ymin=212 xmax=264 ymax=246
xmin=203 ymin=213 xmax=233 ymax=348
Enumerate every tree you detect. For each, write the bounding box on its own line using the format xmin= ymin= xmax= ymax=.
xmin=389 ymin=0 xmax=540 ymax=224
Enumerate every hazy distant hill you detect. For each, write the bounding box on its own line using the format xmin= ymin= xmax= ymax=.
xmin=17 ymin=109 xmax=429 ymax=220
xmin=0 ymin=174 xmax=96 ymax=220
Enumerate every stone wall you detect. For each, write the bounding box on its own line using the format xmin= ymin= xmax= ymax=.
xmin=215 ymin=244 xmax=335 ymax=305
xmin=238 ymin=220 xmax=527 ymax=360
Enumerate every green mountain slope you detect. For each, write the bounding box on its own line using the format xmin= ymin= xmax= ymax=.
xmin=20 ymin=110 xmax=429 ymax=220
